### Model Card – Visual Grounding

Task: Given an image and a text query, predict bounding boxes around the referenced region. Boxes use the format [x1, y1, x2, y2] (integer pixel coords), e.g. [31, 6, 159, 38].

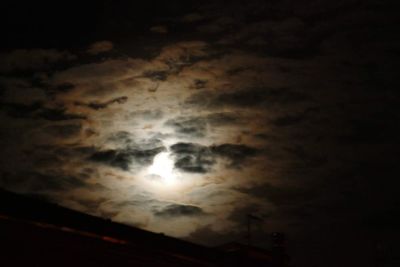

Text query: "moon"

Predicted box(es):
[147, 151, 176, 185]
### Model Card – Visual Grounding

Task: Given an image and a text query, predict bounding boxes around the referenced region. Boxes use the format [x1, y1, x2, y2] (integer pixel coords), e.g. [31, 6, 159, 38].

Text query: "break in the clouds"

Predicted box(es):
[0, 1, 398, 266]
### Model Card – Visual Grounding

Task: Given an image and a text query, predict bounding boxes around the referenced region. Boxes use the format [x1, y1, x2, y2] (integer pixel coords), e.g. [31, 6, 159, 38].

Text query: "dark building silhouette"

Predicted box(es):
[0, 189, 289, 266]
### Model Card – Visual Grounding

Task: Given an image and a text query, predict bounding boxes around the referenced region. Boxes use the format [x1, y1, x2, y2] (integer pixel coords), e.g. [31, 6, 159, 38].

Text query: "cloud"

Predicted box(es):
[273, 114, 305, 127]
[159, 113, 239, 139]
[165, 116, 207, 138]
[38, 107, 87, 121]
[0, 102, 85, 122]
[237, 183, 315, 207]
[86, 40, 114, 55]
[105, 131, 164, 151]
[211, 14, 316, 58]
[74, 96, 128, 110]
[142, 70, 169, 81]
[0, 77, 46, 105]
[154, 203, 205, 217]
[43, 123, 82, 138]
[169, 142, 215, 173]
[211, 144, 258, 167]
[1, 102, 42, 118]
[51, 58, 149, 85]
[169, 142, 259, 172]
[89, 146, 165, 171]
[186, 87, 310, 110]
[205, 112, 238, 126]
[95, 196, 155, 227]
[126, 109, 164, 121]
[271, 107, 318, 127]
[0, 49, 76, 73]
[0, 171, 86, 194]
[156, 41, 209, 68]
[106, 131, 135, 148]
[0, 2, 397, 266]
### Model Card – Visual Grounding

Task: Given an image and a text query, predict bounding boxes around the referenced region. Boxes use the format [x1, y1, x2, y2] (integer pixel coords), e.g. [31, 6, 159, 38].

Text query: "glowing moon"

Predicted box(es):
[148, 152, 176, 184]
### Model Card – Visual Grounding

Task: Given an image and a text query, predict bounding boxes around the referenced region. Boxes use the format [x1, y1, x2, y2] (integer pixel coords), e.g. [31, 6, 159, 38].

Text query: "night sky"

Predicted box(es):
[1, 1, 399, 266]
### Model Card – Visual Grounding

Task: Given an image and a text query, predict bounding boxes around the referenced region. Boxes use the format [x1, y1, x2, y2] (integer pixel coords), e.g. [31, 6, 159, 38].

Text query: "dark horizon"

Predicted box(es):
[1, 187, 290, 266]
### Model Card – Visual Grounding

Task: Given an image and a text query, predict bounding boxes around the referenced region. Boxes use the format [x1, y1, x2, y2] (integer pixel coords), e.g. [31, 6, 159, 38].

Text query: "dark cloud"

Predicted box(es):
[44, 123, 82, 138]
[102, 200, 143, 211]
[157, 41, 210, 72]
[283, 146, 327, 169]
[272, 107, 319, 127]
[186, 87, 309, 109]
[38, 108, 87, 121]
[0, 49, 76, 73]
[170, 143, 214, 173]
[238, 183, 316, 207]
[89, 146, 165, 170]
[142, 70, 169, 81]
[51, 82, 76, 93]
[192, 79, 208, 89]
[1, 102, 42, 118]
[106, 132, 164, 152]
[1, 102, 86, 121]
[74, 96, 128, 110]
[165, 113, 238, 137]
[0, 171, 86, 193]
[154, 203, 205, 217]
[205, 112, 238, 126]
[89, 149, 130, 170]
[55, 145, 97, 158]
[165, 116, 207, 138]
[169, 142, 259, 172]
[272, 114, 306, 127]
[106, 131, 135, 147]
[211, 144, 258, 167]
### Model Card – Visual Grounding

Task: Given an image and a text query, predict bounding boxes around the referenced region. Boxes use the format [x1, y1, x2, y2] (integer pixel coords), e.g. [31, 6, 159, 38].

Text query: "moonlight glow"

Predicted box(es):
[148, 152, 176, 185]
